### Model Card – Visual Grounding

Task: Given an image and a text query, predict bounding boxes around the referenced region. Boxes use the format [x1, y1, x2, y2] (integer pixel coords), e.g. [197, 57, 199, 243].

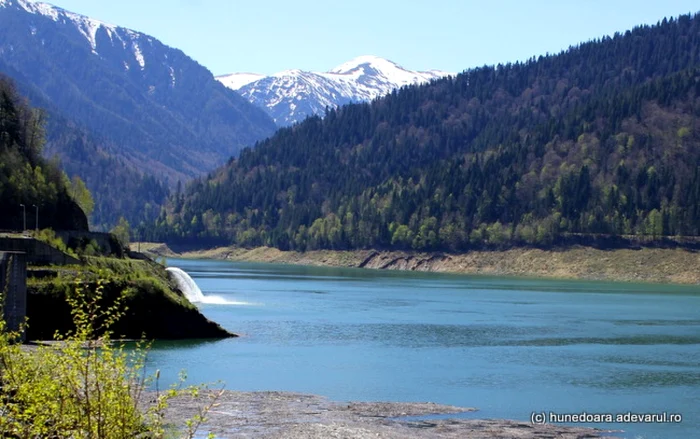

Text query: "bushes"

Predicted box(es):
[33, 228, 78, 258]
[0, 278, 221, 438]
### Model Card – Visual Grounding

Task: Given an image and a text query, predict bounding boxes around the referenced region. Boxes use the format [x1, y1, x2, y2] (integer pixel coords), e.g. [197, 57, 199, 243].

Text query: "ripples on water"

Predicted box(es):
[152, 260, 700, 439]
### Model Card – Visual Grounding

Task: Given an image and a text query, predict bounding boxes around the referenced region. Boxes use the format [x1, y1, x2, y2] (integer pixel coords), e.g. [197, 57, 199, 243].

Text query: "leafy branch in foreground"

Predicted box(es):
[0, 275, 221, 438]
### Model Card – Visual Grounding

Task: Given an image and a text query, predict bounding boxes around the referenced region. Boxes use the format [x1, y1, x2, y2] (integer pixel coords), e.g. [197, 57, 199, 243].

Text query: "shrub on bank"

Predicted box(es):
[0, 277, 220, 438]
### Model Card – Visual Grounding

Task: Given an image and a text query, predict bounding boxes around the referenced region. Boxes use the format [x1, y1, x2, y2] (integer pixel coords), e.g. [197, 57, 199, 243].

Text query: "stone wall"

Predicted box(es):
[1, 252, 26, 340]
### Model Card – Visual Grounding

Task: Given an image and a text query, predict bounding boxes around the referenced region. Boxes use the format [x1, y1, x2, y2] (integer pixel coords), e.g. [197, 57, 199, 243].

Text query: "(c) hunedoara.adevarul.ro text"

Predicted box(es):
[530, 411, 682, 425]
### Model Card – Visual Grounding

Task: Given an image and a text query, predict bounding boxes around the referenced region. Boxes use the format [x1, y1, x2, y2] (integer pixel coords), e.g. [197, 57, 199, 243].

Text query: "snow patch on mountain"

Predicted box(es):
[68, 12, 102, 51]
[7, 0, 114, 49]
[132, 41, 145, 68]
[2, 0, 145, 56]
[216, 55, 453, 126]
[0, 0, 277, 183]
[217, 72, 266, 90]
[329, 55, 435, 88]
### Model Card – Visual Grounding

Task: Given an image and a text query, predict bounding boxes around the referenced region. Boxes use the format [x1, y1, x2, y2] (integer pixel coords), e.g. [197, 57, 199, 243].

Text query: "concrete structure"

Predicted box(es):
[1, 252, 26, 340]
[0, 237, 81, 265]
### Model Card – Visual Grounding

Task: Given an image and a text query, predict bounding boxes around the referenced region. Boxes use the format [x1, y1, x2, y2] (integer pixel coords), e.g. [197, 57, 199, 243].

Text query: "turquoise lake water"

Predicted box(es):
[152, 258, 700, 438]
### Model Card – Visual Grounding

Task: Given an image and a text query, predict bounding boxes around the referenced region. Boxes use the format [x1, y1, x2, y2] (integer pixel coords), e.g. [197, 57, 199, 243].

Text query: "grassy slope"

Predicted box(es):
[26, 256, 234, 340]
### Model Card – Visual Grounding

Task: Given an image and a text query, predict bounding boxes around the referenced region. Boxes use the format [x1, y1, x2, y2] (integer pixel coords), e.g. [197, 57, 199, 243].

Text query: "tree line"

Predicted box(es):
[0, 75, 88, 231]
[141, 13, 700, 251]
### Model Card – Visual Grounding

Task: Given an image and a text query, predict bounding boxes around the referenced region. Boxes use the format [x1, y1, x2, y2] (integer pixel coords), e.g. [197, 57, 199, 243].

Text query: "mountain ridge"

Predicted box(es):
[216, 55, 453, 126]
[0, 0, 277, 227]
[147, 13, 700, 251]
[0, 0, 276, 181]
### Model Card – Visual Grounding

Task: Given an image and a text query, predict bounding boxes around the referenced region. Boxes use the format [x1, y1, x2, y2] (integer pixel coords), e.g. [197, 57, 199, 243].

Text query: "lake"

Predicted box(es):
[151, 258, 700, 439]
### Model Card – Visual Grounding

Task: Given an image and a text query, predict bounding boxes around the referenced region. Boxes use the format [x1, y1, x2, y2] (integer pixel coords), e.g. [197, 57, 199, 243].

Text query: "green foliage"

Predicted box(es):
[24, 256, 215, 341]
[33, 228, 78, 258]
[0, 276, 221, 438]
[43, 113, 170, 231]
[67, 174, 95, 217]
[27, 256, 185, 307]
[111, 217, 131, 248]
[1, 8, 277, 229]
[143, 13, 700, 251]
[79, 239, 102, 257]
[0, 75, 88, 231]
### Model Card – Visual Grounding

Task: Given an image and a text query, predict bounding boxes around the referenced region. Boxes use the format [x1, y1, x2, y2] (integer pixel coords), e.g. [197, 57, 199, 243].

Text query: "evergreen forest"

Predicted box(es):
[143, 14, 700, 251]
[0, 75, 88, 231]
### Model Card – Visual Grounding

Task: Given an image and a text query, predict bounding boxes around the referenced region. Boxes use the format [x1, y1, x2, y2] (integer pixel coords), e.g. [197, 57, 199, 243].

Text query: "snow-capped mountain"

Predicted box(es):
[216, 56, 453, 126]
[217, 72, 265, 90]
[0, 0, 275, 181]
[2, 0, 144, 62]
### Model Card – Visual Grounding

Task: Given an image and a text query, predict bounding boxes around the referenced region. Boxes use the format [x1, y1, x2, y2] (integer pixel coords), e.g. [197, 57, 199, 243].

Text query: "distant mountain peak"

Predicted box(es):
[216, 72, 265, 90]
[216, 55, 453, 126]
[329, 55, 402, 75]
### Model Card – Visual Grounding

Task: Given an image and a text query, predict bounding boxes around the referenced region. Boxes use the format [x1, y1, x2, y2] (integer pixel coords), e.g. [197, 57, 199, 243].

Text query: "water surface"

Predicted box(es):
[150, 259, 700, 439]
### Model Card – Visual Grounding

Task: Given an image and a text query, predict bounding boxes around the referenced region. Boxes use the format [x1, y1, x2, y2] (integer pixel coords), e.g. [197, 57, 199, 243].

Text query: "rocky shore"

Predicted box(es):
[139, 243, 700, 285]
[162, 390, 617, 439]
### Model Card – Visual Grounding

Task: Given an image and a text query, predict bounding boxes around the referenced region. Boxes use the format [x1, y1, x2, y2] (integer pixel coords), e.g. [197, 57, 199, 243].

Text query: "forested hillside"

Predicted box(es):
[42, 113, 169, 231]
[0, 58, 169, 229]
[145, 14, 700, 251]
[0, 75, 87, 231]
[0, 1, 276, 182]
[0, 0, 276, 228]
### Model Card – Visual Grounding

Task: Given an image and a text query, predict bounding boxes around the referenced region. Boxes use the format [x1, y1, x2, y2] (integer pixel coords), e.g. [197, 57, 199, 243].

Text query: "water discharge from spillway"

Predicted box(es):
[165, 267, 253, 305]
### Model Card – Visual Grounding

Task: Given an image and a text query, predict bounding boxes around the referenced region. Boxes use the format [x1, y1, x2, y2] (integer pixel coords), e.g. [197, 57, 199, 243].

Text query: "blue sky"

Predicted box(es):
[46, 0, 700, 76]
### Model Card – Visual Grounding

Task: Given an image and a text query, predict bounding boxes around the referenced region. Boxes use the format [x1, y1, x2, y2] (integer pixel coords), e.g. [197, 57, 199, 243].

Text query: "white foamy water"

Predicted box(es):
[200, 296, 255, 306]
[166, 267, 252, 305]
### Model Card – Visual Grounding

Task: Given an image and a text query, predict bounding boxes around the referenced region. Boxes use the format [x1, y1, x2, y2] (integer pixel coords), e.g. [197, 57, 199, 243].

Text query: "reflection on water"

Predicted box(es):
[148, 258, 700, 439]
[151, 338, 225, 352]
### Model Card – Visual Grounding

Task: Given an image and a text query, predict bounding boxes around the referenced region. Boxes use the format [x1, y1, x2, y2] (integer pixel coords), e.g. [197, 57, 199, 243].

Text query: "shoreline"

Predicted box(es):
[162, 390, 618, 438]
[137, 243, 700, 285]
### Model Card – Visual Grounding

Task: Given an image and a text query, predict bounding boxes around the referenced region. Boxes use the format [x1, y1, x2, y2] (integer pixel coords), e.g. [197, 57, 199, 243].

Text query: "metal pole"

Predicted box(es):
[19, 204, 25, 231]
[32, 205, 38, 231]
